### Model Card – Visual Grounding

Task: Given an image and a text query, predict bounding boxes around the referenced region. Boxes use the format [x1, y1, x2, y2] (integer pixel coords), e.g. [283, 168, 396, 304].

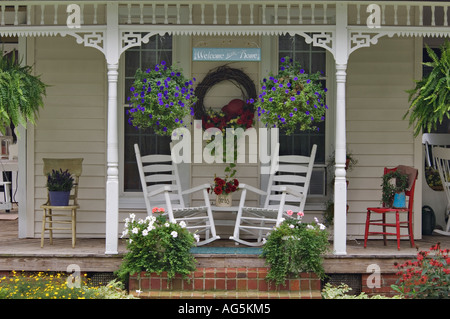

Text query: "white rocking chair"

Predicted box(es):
[432, 147, 450, 236]
[230, 143, 317, 246]
[134, 144, 220, 246]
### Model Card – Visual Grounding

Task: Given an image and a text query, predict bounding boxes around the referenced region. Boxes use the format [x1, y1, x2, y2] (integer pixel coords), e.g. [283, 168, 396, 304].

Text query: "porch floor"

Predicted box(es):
[1, 213, 449, 274]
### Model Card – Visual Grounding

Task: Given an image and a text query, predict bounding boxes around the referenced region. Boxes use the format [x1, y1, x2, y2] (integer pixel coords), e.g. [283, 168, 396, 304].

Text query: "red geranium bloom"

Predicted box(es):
[214, 186, 222, 195]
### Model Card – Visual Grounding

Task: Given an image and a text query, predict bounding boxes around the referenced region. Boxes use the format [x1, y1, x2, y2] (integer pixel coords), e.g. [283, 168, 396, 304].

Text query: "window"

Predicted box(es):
[278, 34, 328, 196]
[123, 34, 173, 192]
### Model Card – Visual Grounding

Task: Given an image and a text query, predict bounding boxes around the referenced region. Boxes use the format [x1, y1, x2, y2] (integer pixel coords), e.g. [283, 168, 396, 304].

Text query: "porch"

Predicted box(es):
[1, 215, 448, 274]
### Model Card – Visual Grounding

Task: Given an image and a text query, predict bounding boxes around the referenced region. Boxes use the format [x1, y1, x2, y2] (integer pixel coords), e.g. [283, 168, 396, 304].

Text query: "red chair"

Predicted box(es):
[364, 165, 418, 250]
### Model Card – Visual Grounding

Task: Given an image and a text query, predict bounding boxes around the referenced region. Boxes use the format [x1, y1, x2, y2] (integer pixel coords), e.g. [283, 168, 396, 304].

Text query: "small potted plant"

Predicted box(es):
[381, 170, 409, 208]
[46, 169, 74, 206]
[210, 164, 239, 207]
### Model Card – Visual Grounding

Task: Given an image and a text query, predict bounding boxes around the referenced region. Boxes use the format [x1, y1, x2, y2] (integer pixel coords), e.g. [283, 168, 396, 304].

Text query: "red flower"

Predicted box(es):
[215, 177, 226, 186]
[233, 179, 239, 187]
[214, 186, 222, 195]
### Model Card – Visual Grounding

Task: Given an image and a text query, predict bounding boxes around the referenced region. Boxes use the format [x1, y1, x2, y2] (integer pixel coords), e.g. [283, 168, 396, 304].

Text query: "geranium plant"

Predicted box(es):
[391, 243, 450, 299]
[254, 56, 328, 135]
[262, 211, 330, 286]
[126, 61, 197, 136]
[116, 208, 198, 283]
[210, 164, 239, 196]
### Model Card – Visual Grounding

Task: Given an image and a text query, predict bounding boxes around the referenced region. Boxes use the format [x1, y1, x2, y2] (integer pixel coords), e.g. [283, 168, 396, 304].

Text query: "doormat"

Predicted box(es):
[0, 213, 18, 220]
[190, 246, 262, 255]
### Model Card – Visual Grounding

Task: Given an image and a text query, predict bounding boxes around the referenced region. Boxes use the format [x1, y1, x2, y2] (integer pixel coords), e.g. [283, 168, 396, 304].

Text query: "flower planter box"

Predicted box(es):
[129, 267, 321, 299]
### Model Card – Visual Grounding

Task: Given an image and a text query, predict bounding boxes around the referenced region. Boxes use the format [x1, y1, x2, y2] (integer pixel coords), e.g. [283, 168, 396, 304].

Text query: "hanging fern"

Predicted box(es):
[404, 41, 450, 137]
[0, 51, 47, 135]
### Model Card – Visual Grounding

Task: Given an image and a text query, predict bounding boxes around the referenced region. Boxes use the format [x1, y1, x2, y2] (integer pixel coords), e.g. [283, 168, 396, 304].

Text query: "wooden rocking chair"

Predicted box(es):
[134, 144, 220, 246]
[230, 143, 317, 246]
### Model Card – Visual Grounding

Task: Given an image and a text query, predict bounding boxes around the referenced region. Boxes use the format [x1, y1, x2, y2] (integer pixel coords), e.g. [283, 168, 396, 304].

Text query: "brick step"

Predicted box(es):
[131, 289, 322, 299]
[128, 267, 321, 299]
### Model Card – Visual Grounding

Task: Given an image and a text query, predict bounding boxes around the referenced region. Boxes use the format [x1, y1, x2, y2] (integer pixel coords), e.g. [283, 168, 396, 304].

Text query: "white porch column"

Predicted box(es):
[333, 63, 348, 255]
[105, 63, 119, 254]
[105, 3, 120, 254]
[333, 3, 349, 255]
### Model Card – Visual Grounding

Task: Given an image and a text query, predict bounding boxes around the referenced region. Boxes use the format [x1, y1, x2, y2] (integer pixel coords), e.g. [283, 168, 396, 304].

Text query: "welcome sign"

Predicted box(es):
[193, 48, 261, 61]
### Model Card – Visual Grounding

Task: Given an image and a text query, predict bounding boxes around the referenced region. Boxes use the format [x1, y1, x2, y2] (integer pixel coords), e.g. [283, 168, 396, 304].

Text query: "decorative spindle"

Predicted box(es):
[299, 4, 303, 24]
[40, 5, 45, 25]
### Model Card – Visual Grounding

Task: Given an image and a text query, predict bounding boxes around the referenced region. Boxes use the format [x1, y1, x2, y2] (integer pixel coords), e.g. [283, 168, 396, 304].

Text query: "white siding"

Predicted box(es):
[32, 36, 106, 238]
[346, 36, 418, 238]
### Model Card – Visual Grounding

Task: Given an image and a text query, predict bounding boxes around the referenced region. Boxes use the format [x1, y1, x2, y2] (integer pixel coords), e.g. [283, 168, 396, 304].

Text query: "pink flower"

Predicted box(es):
[152, 207, 165, 213]
[286, 210, 293, 216]
[297, 211, 304, 217]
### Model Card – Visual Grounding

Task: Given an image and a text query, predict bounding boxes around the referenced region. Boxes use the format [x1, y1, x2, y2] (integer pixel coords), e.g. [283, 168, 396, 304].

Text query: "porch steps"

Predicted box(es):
[129, 267, 322, 299]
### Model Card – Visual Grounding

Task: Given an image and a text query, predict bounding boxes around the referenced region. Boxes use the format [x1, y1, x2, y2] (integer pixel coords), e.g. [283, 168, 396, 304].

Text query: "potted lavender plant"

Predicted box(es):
[46, 169, 74, 206]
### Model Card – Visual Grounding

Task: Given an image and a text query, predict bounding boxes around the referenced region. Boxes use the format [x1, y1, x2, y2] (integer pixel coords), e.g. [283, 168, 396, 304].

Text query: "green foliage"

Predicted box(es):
[261, 213, 330, 286]
[126, 61, 197, 136]
[254, 56, 327, 135]
[321, 283, 401, 299]
[381, 170, 409, 207]
[0, 271, 136, 299]
[391, 243, 450, 299]
[404, 41, 450, 137]
[0, 52, 47, 135]
[46, 169, 74, 192]
[116, 210, 197, 283]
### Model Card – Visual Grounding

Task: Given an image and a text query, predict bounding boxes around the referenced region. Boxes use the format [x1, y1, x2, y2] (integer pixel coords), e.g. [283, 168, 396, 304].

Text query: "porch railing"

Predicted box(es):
[0, 1, 448, 28]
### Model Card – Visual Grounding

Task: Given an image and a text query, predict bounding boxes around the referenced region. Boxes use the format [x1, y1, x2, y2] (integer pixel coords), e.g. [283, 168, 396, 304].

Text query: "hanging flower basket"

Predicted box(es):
[126, 61, 197, 136]
[254, 56, 328, 135]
